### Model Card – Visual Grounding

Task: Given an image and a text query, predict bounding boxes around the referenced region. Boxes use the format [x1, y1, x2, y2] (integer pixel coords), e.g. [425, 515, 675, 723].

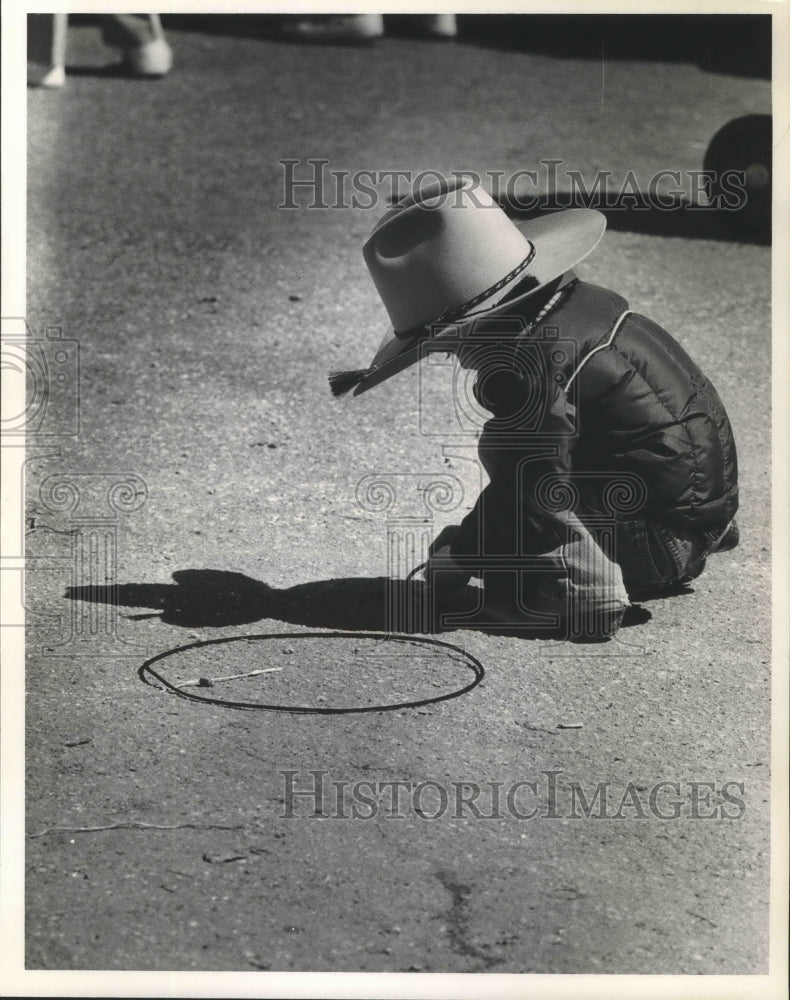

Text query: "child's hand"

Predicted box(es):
[425, 525, 470, 593]
[428, 524, 461, 556]
[425, 543, 471, 593]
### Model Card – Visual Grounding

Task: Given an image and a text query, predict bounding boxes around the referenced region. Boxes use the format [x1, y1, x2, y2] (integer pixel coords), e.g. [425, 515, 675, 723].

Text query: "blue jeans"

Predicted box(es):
[608, 517, 735, 598]
[435, 515, 734, 608]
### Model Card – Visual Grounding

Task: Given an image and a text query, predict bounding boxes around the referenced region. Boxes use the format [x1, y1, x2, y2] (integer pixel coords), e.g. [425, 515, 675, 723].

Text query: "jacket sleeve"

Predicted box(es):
[451, 373, 579, 558]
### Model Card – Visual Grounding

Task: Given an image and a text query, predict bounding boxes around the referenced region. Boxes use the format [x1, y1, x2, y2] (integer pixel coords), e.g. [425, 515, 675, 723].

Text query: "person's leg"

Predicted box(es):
[485, 513, 628, 640]
[276, 14, 384, 43]
[417, 14, 457, 38]
[430, 504, 628, 640]
[100, 14, 172, 76]
[612, 517, 729, 599]
[28, 12, 68, 88]
[390, 14, 458, 38]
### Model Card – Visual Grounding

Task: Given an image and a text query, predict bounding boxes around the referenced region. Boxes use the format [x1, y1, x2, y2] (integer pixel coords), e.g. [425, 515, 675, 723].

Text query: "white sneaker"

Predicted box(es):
[280, 14, 384, 43]
[124, 38, 173, 77]
[414, 14, 457, 38]
[39, 65, 66, 88]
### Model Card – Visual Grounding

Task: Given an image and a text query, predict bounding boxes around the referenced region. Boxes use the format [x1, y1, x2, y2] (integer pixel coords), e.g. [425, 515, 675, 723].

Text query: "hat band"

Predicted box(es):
[394, 244, 537, 340]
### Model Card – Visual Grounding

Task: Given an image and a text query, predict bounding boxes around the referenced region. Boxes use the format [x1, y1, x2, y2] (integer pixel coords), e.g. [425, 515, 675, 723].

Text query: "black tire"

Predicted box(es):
[703, 114, 772, 242]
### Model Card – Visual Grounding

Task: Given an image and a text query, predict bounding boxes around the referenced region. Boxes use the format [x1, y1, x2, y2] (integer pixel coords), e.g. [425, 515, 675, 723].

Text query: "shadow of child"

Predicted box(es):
[65, 567, 651, 637]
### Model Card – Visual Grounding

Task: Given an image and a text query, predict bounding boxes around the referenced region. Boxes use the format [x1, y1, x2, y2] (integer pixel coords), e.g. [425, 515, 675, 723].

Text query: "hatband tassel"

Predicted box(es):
[328, 368, 371, 397]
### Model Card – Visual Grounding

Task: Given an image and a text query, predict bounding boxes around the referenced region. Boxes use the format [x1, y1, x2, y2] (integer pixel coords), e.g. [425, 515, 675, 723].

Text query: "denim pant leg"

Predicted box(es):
[101, 14, 165, 47]
[613, 519, 710, 598]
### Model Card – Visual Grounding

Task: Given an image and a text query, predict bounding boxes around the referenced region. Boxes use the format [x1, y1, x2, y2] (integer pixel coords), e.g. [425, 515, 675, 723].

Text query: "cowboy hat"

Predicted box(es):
[329, 175, 606, 397]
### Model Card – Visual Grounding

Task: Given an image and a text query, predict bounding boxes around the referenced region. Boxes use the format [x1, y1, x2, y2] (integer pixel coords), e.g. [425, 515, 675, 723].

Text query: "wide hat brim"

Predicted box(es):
[353, 208, 606, 396]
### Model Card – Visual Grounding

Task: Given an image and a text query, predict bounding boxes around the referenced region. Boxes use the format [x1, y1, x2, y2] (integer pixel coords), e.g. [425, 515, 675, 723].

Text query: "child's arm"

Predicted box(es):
[424, 525, 472, 593]
[452, 375, 579, 558]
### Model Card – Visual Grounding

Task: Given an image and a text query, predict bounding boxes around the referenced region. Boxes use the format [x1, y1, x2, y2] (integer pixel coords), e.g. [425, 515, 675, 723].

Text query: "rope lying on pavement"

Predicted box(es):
[28, 821, 256, 838]
[139, 631, 485, 715]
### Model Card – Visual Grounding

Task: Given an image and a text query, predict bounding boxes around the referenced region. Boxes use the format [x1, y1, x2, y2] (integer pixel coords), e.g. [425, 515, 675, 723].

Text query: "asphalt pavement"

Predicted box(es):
[23, 19, 772, 980]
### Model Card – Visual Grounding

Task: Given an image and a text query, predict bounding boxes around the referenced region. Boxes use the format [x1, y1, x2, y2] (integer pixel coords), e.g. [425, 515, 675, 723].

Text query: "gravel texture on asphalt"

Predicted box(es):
[24, 20, 771, 975]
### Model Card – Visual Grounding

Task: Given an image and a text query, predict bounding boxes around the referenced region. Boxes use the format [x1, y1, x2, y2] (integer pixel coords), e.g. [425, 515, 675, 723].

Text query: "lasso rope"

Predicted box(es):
[138, 631, 484, 715]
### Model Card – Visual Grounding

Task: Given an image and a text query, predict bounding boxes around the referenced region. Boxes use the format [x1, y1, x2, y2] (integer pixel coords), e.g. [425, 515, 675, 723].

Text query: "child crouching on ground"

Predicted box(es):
[330, 176, 739, 640]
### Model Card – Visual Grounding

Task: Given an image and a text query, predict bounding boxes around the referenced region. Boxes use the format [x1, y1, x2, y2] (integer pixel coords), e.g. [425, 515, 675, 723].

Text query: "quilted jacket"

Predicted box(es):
[453, 273, 739, 557]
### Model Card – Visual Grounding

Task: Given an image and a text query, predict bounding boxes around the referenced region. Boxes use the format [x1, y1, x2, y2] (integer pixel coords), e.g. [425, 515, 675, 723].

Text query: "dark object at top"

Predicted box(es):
[455, 14, 771, 78]
[704, 115, 772, 244]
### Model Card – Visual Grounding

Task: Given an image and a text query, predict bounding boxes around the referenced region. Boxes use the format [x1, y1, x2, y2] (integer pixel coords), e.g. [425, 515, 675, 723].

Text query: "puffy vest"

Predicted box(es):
[473, 278, 739, 533]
